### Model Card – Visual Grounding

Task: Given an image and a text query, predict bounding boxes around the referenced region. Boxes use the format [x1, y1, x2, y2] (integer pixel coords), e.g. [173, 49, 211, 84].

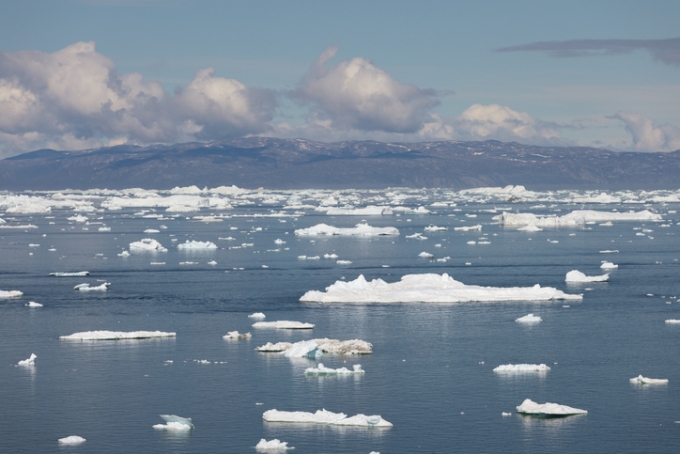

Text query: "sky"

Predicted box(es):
[0, 0, 679, 158]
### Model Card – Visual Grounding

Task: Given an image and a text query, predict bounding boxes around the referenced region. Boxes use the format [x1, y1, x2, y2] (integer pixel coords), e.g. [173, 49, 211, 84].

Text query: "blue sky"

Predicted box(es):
[0, 0, 678, 157]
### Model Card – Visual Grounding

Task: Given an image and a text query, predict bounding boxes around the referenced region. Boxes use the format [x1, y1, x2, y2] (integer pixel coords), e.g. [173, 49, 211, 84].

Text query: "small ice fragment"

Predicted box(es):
[256, 438, 294, 451]
[18, 353, 36, 366]
[305, 363, 365, 375]
[58, 436, 86, 445]
[418, 252, 435, 259]
[252, 321, 314, 329]
[118, 250, 130, 257]
[493, 364, 550, 373]
[600, 261, 618, 269]
[207, 260, 218, 265]
[49, 271, 89, 277]
[262, 409, 392, 427]
[337, 260, 353, 265]
[26, 301, 43, 307]
[565, 270, 609, 283]
[74, 282, 110, 291]
[223, 331, 252, 340]
[144, 229, 160, 233]
[153, 414, 194, 431]
[177, 240, 217, 250]
[665, 319, 680, 324]
[516, 314, 542, 323]
[516, 399, 587, 416]
[502, 412, 512, 416]
[630, 375, 668, 385]
[248, 312, 266, 319]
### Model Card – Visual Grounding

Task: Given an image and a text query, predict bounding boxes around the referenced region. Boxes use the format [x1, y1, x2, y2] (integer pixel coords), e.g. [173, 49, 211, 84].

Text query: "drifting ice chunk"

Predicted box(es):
[144, 229, 160, 233]
[325, 206, 392, 216]
[256, 438, 294, 452]
[305, 363, 365, 375]
[262, 409, 392, 427]
[256, 342, 293, 352]
[118, 250, 130, 257]
[565, 270, 609, 283]
[600, 261, 618, 270]
[58, 436, 86, 445]
[630, 375, 668, 385]
[253, 320, 314, 329]
[337, 260, 353, 265]
[294, 223, 399, 236]
[223, 331, 252, 340]
[129, 238, 168, 252]
[516, 314, 542, 323]
[516, 399, 587, 416]
[18, 353, 36, 366]
[248, 312, 266, 319]
[74, 282, 110, 291]
[665, 319, 680, 324]
[454, 224, 482, 231]
[177, 240, 217, 250]
[257, 339, 373, 355]
[424, 225, 448, 232]
[493, 364, 550, 373]
[405, 233, 428, 240]
[284, 340, 321, 358]
[26, 301, 43, 307]
[496, 210, 661, 228]
[50, 271, 89, 277]
[60, 330, 176, 340]
[0, 290, 23, 298]
[418, 252, 435, 259]
[153, 414, 194, 431]
[300, 274, 582, 304]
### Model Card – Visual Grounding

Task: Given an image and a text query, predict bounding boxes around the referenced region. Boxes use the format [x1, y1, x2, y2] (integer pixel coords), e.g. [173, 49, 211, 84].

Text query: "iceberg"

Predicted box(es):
[256, 439, 294, 452]
[418, 252, 435, 259]
[252, 321, 315, 329]
[493, 364, 550, 373]
[118, 250, 130, 257]
[0, 290, 23, 298]
[49, 271, 89, 277]
[257, 339, 373, 355]
[223, 331, 252, 340]
[295, 223, 399, 236]
[516, 314, 542, 323]
[517, 223, 542, 232]
[58, 436, 86, 445]
[454, 224, 482, 231]
[74, 282, 111, 291]
[18, 353, 36, 366]
[256, 342, 293, 353]
[283, 340, 322, 358]
[516, 399, 587, 416]
[262, 409, 392, 427]
[300, 274, 582, 304]
[248, 312, 266, 318]
[26, 301, 43, 307]
[629, 375, 668, 385]
[305, 363, 365, 375]
[600, 261, 618, 270]
[129, 238, 168, 252]
[177, 240, 218, 250]
[565, 270, 609, 283]
[153, 414, 194, 431]
[60, 330, 176, 341]
[496, 209, 661, 228]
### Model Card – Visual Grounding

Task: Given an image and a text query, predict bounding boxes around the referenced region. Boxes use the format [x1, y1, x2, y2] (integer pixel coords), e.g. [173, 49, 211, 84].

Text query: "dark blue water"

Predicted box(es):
[1, 201, 679, 453]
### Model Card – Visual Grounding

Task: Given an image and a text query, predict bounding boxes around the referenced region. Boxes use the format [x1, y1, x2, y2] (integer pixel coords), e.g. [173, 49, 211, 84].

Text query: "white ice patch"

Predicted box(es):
[325, 206, 392, 216]
[58, 436, 86, 445]
[256, 438, 294, 452]
[493, 364, 550, 373]
[262, 409, 392, 427]
[17, 353, 36, 366]
[300, 274, 582, 304]
[60, 330, 176, 341]
[565, 270, 609, 283]
[600, 261, 618, 270]
[153, 414, 194, 431]
[74, 282, 110, 291]
[26, 301, 43, 307]
[418, 252, 435, 259]
[516, 399, 587, 416]
[665, 319, 680, 324]
[248, 312, 266, 319]
[454, 224, 482, 231]
[295, 223, 399, 236]
[515, 314, 542, 323]
[630, 375, 668, 385]
[129, 238, 168, 252]
[424, 225, 447, 232]
[223, 331, 252, 340]
[0, 290, 23, 298]
[252, 320, 315, 329]
[496, 209, 661, 228]
[256, 338, 373, 355]
[305, 363, 365, 375]
[177, 240, 217, 250]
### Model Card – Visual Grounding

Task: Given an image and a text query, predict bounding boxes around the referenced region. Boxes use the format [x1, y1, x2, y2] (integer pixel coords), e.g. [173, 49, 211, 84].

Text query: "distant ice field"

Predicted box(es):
[1, 186, 679, 453]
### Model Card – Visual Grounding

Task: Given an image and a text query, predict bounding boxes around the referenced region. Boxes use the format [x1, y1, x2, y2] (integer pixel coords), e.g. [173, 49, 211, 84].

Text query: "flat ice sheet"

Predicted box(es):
[0, 290, 23, 298]
[252, 321, 315, 329]
[493, 364, 550, 373]
[516, 399, 587, 416]
[630, 375, 668, 385]
[262, 409, 392, 427]
[177, 240, 217, 250]
[496, 209, 661, 228]
[300, 273, 582, 304]
[60, 330, 176, 341]
[256, 438, 294, 451]
[58, 436, 86, 445]
[305, 363, 365, 375]
[565, 270, 609, 282]
[295, 223, 399, 236]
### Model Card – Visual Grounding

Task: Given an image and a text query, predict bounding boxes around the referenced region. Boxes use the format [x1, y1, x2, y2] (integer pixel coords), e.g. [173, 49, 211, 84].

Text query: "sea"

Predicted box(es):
[1, 187, 679, 453]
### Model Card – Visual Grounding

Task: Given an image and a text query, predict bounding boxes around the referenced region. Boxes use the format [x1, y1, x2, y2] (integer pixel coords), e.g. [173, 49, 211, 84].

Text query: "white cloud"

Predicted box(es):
[613, 112, 680, 152]
[292, 46, 439, 133]
[0, 42, 276, 157]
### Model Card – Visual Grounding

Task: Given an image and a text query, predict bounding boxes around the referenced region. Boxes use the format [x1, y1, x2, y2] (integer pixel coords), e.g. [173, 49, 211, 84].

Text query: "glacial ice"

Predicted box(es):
[493, 364, 550, 373]
[295, 223, 399, 236]
[305, 363, 365, 375]
[515, 314, 542, 323]
[565, 270, 609, 283]
[262, 409, 392, 427]
[223, 331, 252, 340]
[496, 209, 661, 228]
[665, 319, 680, 324]
[153, 414, 194, 431]
[118, 250, 130, 257]
[252, 320, 315, 329]
[26, 301, 43, 307]
[629, 375, 668, 385]
[256, 339, 373, 355]
[256, 438, 294, 451]
[129, 238, 168, 252]
[49, 271, 89, 277]
[325, 206, 393, 215]
[0, 290, 24, 298]
[74, 282, 110, 291]
[600, 261, 618, 270]
[60, 330, 176, 340]
[248, 312, 266, 318]
[58, 436, 86, 445]
[18, 353, 36, 366]
[418, 252, 435, 259]
[177, 240, 218, 250]
[454, 224, 482, 231]
[300, 274, 582, 304]
[424, 225, 447, 232]
[516, 399, 587, 416]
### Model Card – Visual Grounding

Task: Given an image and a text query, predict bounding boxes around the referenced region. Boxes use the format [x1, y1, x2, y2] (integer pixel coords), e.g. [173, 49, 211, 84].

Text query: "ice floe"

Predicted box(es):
[418, 252, 435, 259]
[496, 209, 661, 228]
[262, 409, 392, 427]
[58, 436, 86, 445]
[0, 290, 23, 298]
[177, 240, 217, 250]
[252, 321, 315, 329]
[223, 331, 252, 340]
[565, 270, 609, 283]
[17, 353, 36, 366]
[493, 364, 550, 373]
[600, 261, 618, 270]
[665, 319, 680, 324]
[424, 225, 447, 232]
[305, 363, 365, 375]
[49, 271, 89, 277]
[454, 224, 482, 231]
[295, 223, 399, 236]
[74, 282, 110, 291]
[300, 274, 582, 304]
[515, 314, 542, 323]
[629, 375, 668, 385]
[256, 339, 373, 356]
[516, 399, 587, 416]
[60, 330, 176, 341]
[26, 301, 43, 307]
[248, 312, 266, 319]
[325, 206, 392, 215]
[256, 439, 294, 452]
[153, 414, 194, 431]
[129, 238, 168, 252]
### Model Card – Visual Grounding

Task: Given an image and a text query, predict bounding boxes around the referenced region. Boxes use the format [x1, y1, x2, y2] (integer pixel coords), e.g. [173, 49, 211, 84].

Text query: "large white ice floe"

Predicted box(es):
[0, 290, 23, 298]
[49, 271, 89, 277]
[565, 270, 609, 283]
[17, 353, 37, 366]
[493, 364, 550, 373]
[256, 339, 373, 356]
[153, 414, 194, 431]
[515, 314, 542, 323]
[256, 438, 294, 452]
[629, 375, 668, 385]
[129, 238, 168, 252]
[58, 436, 86, 445]
[300, 274, 582, 304]
[600, 261, 618, 270]
[305, 363, 365, 375]
[262, 409, 392, 427]
[516, 399, 587, 416]
[252, 320, 315, 329]
[294, 223, 399, 236]
[60, 330, 176, 341]
[74, 282, 110, 291]
[325, 206, 392, 215]
[177, 240, 217, 250]
[496, 209, 661, 228]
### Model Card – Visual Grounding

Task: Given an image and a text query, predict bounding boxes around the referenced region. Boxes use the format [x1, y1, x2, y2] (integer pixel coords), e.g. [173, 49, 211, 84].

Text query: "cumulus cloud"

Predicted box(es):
[613, 112, 680, 152]
[0, 42, 276, 157]
[291, 46, 439, 133]
[495, 37, 680, 66]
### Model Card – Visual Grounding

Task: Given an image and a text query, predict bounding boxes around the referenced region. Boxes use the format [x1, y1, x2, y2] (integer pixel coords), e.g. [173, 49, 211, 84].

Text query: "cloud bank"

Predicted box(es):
[495, 37, 680, 66]
[613, 112, 680, 152]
